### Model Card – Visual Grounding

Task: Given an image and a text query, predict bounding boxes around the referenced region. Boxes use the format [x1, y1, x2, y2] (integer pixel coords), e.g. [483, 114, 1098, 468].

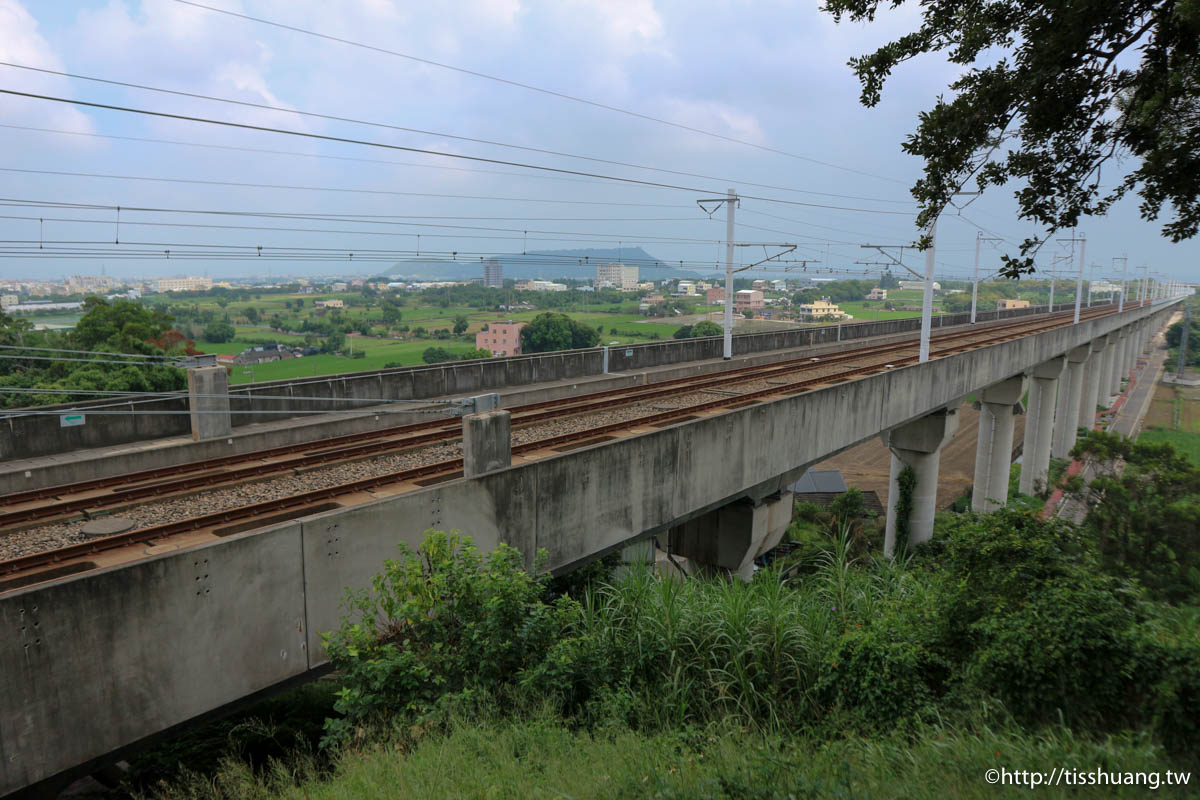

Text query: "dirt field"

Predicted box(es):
[815, 402, 1028, 510]
[1143, 382, 1200, 434]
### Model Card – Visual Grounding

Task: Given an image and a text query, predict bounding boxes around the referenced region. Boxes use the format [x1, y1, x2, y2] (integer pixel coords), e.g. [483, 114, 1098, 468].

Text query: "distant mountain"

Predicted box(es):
[386, 247, 708, 282]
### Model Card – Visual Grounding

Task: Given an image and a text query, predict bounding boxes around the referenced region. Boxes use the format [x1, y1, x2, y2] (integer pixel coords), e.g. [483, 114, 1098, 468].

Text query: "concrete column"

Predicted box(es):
[188, 366, 232, 441]
[1108, 330, 1127, 397]
[1020, 356, 1065, 496]
[1097, 335, 1117, 407]
[669, 491, 792, 581]
[972, 375, 1026, 511]
[1051, 346, 1086, 459]
[462, 409, 511, 477]
[883, 406, 960, 556]
[1125, 325, 1141, 375]
[1078, 336, 1106, 430]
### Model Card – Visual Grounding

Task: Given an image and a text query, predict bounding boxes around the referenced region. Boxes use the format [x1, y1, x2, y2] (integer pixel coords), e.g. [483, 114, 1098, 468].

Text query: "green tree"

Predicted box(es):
[201, 319, 236, 344]
[459, 348, 492, 361]
[690, 320, 723, 337]
[422, 346, 454, 364]
[823, 0, 1200, 275]
[243, 306, 259, 325]
[519, 312, 600, 353]
[1165, 311, 1200, 367]
[322, 330, 346, 354]
[1070, 430, 1200, 602]
[453, 315, 470, 336]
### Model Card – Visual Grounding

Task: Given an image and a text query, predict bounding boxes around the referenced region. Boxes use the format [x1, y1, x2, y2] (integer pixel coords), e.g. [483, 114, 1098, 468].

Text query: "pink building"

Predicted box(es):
[706, 287, 724, 304]
[476, 321, 525, 357]
[734, 289, 764, 312]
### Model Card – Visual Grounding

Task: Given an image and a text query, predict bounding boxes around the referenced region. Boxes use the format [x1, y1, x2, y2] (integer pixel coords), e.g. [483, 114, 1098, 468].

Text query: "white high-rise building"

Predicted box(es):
[596, 263, 639, 290]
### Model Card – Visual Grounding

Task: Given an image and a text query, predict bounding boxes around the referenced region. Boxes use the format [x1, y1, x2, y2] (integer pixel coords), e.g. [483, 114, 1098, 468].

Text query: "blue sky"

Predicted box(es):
[0, 0, 1194, 287]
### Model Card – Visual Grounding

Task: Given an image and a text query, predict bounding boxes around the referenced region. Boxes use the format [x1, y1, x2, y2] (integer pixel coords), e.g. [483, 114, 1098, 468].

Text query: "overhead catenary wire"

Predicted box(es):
[0, 89, 918, 215]
[0, 62, 914, 205]
[168, 0, 909, 185]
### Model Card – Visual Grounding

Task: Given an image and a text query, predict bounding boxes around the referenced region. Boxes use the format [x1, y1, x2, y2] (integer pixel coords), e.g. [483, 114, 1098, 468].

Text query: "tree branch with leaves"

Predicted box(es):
[822, 0, 1200, 277]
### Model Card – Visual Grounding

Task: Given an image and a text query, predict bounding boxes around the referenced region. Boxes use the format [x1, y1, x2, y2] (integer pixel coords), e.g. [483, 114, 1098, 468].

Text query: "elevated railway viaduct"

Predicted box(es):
[0, 297, 1183, 797]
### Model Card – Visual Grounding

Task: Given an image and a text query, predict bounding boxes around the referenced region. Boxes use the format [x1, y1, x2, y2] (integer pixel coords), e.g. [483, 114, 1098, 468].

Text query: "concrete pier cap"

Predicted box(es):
[883, 403, 962, 557]
[668, 490, 794, 581]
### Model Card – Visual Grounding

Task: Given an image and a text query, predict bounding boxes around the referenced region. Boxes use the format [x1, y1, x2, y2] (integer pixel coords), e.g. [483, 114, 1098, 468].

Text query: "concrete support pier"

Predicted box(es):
[1052, 345, 1087, 459]
[188, 366, 232, 441]
[883, 406, 960, 557]
[971, 375, 1026, 511]
[462, 410, 512, 477]
[1098, 334, 1118, 408]
[1110, 328, 1129, 396]
[669, 491, 793, 580]
[1078, 336, 1106, 430]
[1020, 356, 1065, 496]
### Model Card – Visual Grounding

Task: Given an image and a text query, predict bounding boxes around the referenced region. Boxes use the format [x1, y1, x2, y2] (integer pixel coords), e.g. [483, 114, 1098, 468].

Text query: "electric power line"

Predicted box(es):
[0, 62, 914, 205]
[169, 0, 910, 185]
[0, 89, 917, 215]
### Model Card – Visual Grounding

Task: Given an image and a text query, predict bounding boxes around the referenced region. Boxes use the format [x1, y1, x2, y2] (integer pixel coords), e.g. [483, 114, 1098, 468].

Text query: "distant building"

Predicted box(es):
[596, 263, 639, 290]
[157, 276, 213, 292]
[476, 321, 524, 357]
[866, 288, 888, 300]
[898, 280, 941, 291]
[676, 281, 697, 296]
[996, 299, 1030, 310]
[483, 259, 503, 288]
[751, 279, 769, 290]
[515, 279, 567, 292]
[706, 287, 724, 304]
[315, 299, 345, 309]
[787, 468, 885, 515]
[796, 298, 846, 320]
[735, 289, 764, 312]
[0, 294, 17, 308]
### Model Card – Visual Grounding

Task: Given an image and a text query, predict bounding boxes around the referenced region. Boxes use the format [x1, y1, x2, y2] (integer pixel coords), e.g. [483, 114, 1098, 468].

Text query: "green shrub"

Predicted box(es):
[320, 532, 573, 745]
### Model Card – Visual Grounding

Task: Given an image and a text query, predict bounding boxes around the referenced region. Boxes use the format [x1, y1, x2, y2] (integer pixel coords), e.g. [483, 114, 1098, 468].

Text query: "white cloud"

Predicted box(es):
[661, 97, 766, 148]
[0, 0, 95, 135]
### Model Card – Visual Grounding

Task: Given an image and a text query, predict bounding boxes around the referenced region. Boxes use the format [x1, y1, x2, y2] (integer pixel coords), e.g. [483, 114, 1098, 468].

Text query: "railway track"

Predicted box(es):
[0, 305, 1127, 588]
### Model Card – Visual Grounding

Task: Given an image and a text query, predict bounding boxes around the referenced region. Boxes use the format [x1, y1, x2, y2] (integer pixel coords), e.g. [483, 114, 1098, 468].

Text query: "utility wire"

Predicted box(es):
[0, 121, 626, 189]
[0, 62, 913, 205]
[170, 0, 909, 185]
[0, 211, 840, 249]
[0, 89, 917, 215]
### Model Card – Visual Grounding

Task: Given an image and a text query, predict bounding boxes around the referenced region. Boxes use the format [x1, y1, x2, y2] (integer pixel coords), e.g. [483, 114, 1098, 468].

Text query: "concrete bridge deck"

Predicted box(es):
[0, 298, 1182, 798]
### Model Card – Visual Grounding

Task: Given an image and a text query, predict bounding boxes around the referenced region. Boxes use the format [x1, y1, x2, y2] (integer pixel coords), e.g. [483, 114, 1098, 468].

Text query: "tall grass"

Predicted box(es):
[144, 715, 1196, 800]
[555, 526, 917, 731]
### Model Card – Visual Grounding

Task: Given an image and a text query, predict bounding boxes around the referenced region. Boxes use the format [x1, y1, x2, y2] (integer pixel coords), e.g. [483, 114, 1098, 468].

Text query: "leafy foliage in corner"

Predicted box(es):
[1069, 429, 1200, 602]
[822, 0, 1200, 275]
